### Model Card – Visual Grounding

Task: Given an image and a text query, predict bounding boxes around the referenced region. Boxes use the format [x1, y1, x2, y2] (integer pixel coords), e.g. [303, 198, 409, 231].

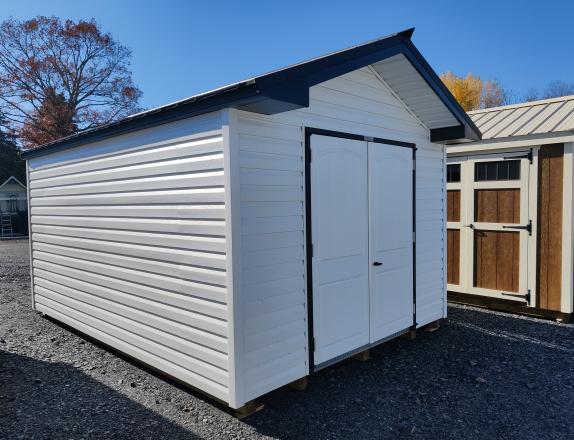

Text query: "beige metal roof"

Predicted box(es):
[468, 95, 574, 139]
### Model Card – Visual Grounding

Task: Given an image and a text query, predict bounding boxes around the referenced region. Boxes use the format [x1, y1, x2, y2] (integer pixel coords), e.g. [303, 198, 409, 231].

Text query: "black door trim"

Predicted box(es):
[304, 127, 417, 373]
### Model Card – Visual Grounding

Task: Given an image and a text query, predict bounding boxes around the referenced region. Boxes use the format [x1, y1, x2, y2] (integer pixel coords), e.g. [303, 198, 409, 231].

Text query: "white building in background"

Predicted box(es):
[0, 176, 27, 213]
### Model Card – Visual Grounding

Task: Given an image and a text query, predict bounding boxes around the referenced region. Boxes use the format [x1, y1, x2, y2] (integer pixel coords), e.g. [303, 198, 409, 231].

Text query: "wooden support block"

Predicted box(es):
[288, 376, 308, 391]
[352, 349, 371, 362]
[423, 320, 441, 332]
[403, 328, 417, 340]
[233, 400, 264, 419]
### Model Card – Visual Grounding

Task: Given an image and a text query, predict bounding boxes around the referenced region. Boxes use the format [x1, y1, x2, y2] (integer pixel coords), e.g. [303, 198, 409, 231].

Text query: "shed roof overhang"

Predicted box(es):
[21, 28, 480, 160]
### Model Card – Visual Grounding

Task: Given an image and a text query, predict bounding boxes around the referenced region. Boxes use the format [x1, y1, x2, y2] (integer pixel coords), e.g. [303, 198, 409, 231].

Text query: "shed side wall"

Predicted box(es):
[27, 113, 232, 402]
[235, 67, 446, 403]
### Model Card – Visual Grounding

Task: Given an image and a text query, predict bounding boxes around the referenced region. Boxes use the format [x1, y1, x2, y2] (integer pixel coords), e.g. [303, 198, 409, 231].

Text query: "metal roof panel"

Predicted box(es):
[467, 95, 574, 139]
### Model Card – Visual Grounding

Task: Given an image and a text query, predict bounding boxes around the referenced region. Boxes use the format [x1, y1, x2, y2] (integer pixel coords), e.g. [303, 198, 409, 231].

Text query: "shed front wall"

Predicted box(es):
[232, 66, 446, 405]
[446, 140, 574, 316]
[27, 112, 233, 403]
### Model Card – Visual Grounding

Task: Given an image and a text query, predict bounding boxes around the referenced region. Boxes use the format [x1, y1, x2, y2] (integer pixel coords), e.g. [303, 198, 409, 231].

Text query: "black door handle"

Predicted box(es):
[373, 262, 382, 266]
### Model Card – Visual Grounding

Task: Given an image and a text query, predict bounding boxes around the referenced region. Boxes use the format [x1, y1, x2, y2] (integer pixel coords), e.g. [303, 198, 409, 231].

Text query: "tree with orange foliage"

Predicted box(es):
[0, 16, 142, 149]
[440, 72, 508, 111]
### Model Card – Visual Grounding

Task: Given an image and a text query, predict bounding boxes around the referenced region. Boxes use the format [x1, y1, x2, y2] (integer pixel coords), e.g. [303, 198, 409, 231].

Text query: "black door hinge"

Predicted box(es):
[504, 148, 533, 164]
[502, 219, 532, 236]
[501, 289, 531, 303]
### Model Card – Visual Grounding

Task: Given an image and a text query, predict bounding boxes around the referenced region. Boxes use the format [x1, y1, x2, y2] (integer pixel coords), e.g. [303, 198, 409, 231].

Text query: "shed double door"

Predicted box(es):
[310, 134, 414, 367]
[447, 153, 532, 302]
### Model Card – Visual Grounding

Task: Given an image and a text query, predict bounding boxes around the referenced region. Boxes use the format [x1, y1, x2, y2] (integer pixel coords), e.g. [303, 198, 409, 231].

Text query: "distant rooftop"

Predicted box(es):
[468, 95, 574, 140]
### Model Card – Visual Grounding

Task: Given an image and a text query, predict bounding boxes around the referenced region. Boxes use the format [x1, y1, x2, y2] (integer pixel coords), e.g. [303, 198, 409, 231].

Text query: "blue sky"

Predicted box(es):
[3, 1, 573, 110]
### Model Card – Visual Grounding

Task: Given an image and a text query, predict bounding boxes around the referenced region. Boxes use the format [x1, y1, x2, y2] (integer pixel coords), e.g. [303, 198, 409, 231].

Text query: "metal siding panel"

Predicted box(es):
[28, 120, 231, 403]
[31, 136, 222, 184]
[33, 279, 228, 368]
[33, 255, 227, 304]
[33, 266, 227, 320]
[35, 301, 229, 400]
[30, 204, 226, 219]
[32, 154, 223, 192]
[31, 224, 226, 253]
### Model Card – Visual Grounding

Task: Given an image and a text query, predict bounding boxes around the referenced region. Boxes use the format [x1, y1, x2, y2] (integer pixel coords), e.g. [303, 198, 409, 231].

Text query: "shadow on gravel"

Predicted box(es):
[243, 306, 574, 440]
[0, 351, 198, 440]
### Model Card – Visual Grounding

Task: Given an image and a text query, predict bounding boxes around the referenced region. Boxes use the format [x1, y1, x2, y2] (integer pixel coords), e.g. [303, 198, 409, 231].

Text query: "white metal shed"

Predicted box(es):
[21, 29, 480, 410]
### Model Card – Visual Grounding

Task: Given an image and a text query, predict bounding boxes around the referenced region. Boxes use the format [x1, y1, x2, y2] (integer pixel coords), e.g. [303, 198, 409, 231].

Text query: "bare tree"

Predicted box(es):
[482, 79, 507, 109]
[543, 80, 574, 99]
[522, 88, 540, 102]
[0, 16, 142, 148]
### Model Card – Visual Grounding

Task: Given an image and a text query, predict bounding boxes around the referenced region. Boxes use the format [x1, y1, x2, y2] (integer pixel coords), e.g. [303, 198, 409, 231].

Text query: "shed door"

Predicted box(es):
[310, 135, 370, 366]
[310, 134, 414, 367]
[369, 144, 413, 342]
[447, 153, 532, 302]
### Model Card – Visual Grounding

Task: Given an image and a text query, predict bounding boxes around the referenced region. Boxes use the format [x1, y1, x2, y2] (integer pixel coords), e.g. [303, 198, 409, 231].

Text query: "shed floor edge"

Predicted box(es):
[447, 291, 572, 322]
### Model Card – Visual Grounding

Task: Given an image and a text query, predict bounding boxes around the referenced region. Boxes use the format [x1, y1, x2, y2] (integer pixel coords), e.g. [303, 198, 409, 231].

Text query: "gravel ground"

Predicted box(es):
[1, 240, 573, 440]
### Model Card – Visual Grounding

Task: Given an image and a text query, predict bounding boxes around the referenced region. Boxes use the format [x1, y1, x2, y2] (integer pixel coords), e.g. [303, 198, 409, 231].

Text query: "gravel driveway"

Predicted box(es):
[1, 240, 573, 439]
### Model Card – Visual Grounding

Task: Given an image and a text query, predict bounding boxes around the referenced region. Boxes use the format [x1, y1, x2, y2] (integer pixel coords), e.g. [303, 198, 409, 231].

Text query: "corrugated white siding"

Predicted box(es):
[28, 113, 232, 402]
[235, 67, 446, 403]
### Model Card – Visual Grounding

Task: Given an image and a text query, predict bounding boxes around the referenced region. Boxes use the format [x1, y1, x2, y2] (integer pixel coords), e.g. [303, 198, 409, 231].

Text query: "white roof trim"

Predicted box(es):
[447, 131, 574, 155]
[0, 176, 27, 190]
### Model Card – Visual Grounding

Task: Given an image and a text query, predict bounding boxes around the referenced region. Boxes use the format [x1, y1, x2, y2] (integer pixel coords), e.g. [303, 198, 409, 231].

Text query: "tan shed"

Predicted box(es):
[447, 95, 574, 321]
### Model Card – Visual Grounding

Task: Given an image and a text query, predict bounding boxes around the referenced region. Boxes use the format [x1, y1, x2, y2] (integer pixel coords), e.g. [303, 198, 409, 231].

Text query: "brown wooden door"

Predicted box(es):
[449, 153, 532, 302]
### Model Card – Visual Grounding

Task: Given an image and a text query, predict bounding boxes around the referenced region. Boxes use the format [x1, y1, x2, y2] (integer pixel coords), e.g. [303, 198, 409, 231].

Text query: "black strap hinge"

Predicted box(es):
[504, 148, 532, 164]
[502, 220, 532, 236]
[501, 289, 531, 303]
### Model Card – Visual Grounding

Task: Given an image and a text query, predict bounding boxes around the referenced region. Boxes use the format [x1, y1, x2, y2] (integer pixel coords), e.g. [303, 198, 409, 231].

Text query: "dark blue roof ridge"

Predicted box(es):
[21, 28, 479, 159]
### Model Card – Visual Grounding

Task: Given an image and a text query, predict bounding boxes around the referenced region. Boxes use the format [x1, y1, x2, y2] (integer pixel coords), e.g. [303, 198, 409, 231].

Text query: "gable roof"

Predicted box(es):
[468, 95, 574, 140]
[21, 28, 480, 160]
[0, 176, 26, 190]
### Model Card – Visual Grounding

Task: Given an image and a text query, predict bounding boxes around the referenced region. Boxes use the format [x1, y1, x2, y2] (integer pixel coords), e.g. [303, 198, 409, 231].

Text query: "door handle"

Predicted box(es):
[373, 262, 382, 266]
[463, 224, 474, 229]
